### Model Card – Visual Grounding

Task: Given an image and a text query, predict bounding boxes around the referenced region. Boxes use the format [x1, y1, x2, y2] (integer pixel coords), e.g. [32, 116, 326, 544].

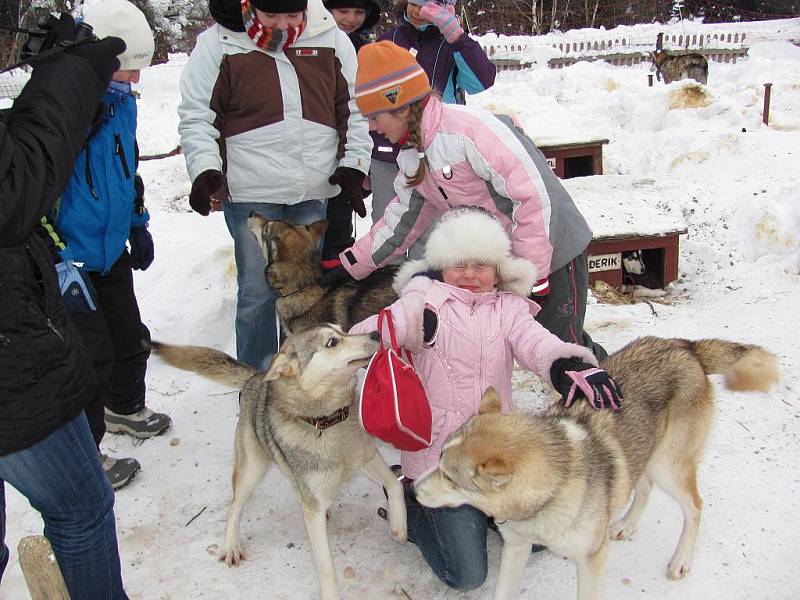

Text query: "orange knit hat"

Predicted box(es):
[355, 41, 431, 118]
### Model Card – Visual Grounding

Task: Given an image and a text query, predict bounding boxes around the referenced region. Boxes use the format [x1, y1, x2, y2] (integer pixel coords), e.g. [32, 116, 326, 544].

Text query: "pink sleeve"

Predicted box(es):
[340, 190, 440, 280]
[504, 297, 597, 381]
[348, 288, 426, 351]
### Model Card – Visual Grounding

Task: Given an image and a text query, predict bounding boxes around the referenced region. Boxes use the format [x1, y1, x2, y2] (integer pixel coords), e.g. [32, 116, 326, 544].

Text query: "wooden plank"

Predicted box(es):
[18, 535, 70, 600]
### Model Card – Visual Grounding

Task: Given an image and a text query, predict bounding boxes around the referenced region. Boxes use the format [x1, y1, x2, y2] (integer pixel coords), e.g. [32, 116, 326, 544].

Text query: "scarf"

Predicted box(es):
[241, 0, 306, 52]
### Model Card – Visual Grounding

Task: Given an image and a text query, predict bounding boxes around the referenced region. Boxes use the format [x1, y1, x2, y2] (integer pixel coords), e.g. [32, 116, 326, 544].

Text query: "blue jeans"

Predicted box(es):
[0, 413, 126, 599]
[223, 200, 327, 371]
[406, 490, 488, 591]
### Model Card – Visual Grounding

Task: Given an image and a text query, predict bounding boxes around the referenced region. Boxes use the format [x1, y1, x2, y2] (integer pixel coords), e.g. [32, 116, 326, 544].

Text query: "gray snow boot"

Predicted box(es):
[105, 406, 172, 439]
[101, 453, 141, 491]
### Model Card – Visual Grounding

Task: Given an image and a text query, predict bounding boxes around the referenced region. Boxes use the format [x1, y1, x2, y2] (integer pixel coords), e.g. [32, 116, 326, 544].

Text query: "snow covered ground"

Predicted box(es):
[3, 29, 800, 600]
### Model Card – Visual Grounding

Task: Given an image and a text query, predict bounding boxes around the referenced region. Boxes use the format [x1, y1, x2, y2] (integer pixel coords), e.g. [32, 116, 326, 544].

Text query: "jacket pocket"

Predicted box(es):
[114, 133, 132, 179]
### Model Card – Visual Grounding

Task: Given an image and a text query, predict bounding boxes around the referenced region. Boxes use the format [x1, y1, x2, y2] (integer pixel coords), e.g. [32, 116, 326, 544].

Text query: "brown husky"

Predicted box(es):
[246, 214, 398, 334]
[651, 50, 709, 85]
[415, 336, 778, 600]
[153, 326, 407, 600]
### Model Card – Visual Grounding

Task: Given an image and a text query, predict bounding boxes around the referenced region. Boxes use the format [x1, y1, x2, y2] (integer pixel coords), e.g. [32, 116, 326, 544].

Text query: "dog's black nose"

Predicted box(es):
[369, 330, 380, 342]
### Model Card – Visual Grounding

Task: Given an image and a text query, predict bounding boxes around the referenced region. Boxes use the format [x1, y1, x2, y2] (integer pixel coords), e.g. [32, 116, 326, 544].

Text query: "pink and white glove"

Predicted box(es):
[419, 2, 463, 44]
[551, 357, 623, 411]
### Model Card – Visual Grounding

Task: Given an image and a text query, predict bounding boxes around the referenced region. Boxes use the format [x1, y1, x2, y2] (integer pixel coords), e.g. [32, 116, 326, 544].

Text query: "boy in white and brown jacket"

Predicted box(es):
[178, 0, 371, 370]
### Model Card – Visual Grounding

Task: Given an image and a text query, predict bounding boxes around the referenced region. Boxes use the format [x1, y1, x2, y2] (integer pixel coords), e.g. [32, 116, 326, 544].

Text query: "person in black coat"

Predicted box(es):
[0, 15, 130, 599]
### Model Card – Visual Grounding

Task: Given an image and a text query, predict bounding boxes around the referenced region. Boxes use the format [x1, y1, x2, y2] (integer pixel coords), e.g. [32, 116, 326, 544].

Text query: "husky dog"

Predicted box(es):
[153, 326, 406, 600]
[651, 50, 709, 85]
[415, 336, 778, 600]
[246, 214, 398, 334]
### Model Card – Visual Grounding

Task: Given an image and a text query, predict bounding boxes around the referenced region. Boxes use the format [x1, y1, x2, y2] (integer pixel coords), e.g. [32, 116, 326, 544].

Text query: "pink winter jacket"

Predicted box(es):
[349, 276, 597, 480]
[339, 96, 592, 289]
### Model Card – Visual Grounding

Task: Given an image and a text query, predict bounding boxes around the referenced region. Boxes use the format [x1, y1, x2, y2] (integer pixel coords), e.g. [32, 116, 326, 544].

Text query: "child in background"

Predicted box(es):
[324, 0, 382, 50]
[369, 0, 496, 259]
[179, 0, 371, 370]
[325, 41, 606, 358]
[350, 207, 621, 591]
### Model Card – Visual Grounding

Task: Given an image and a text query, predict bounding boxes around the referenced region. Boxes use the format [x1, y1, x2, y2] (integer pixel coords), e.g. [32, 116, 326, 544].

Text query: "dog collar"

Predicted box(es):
[300, 406, 350, 434]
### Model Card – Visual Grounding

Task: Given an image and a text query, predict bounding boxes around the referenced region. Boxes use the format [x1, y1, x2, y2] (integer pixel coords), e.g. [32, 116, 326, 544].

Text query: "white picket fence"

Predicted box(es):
[482, 17, 800, 70]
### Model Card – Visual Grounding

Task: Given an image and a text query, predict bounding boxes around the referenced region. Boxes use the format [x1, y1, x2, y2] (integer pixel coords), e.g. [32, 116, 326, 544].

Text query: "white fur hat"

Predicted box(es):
[83, 0, 155, 71]
[393, 207, 538, 297]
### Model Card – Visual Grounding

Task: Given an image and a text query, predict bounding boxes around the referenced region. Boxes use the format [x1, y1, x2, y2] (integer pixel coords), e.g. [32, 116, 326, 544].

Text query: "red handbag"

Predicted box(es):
[359, 309, 432, 451]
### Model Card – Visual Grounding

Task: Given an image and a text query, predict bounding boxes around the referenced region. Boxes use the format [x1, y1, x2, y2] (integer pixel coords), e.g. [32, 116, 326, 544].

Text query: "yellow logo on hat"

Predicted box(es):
[383, 87, 401, 105]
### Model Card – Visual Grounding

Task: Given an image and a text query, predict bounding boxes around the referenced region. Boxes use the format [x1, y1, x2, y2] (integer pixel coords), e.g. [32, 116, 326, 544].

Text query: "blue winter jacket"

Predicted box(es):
[54, 84, 148, 274]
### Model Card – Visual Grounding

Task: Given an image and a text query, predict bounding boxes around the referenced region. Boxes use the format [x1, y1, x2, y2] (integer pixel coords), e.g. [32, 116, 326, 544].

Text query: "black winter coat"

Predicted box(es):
[0, 53, 109, 455]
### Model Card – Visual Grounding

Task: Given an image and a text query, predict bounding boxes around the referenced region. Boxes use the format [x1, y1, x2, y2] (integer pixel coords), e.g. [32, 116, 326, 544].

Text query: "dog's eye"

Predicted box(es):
[326, 338, 339, 348]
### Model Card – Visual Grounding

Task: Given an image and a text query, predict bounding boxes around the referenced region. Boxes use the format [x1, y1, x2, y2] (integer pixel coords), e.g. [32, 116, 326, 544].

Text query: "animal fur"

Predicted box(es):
[152, 326, 407, 600]
[415, 336, 778, 600]
[246, 214, 398, 333]
[651, 50, 709, 85]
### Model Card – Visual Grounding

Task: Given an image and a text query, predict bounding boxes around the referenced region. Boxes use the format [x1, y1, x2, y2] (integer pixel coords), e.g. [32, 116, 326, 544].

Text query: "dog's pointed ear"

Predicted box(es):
[247, 213, 269, 242]
[307, 220, 329, 244]
[263, 352, 300, 382]
[476, 458, 512, 490]
[478, 387, 502, 414]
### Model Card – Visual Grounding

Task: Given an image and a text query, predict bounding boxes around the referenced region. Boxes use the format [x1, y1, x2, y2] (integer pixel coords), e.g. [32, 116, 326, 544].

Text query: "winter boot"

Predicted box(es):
[101, 453, 140, 491]
[105, 406, 172, 439]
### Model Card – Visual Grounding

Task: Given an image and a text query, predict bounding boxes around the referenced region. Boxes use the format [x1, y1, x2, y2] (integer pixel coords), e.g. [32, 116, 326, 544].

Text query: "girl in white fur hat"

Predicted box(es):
[350, 207, 622, 591]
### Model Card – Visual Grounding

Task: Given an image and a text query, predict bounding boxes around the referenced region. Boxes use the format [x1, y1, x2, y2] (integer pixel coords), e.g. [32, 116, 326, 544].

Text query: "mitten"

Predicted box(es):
[329, 167, 367, 218]
[419, 2, 463, 44]
[56, 259, 97, 314]
[129, 225, 154, 271]
[551, 357, 623, 410]
[318, 264, 354, 290]
[528, 277, 550, 305]
[189, 169, 224, 216]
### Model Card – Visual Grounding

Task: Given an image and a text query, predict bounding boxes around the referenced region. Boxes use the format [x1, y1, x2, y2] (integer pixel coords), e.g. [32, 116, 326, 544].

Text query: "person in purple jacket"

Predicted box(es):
[368, 0, 496, 259]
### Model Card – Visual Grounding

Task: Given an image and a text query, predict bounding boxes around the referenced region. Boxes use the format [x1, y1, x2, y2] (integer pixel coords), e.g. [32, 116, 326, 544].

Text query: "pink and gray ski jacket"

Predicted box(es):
[339, 96, 592, 293]
[349, 276, 597, 480]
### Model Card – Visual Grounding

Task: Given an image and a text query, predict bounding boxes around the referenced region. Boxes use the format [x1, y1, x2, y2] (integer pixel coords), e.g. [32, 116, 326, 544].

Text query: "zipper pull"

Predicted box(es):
[470, 299, 476, 315]
[438, 186, 448, 200]
[46, 318, 64, 342]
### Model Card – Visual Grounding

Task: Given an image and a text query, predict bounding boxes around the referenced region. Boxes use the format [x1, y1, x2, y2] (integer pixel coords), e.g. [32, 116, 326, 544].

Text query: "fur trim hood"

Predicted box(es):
[392, 208, 538, 297]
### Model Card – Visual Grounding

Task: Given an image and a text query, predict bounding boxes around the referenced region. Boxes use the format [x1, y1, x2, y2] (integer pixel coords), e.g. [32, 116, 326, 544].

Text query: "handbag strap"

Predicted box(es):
[377, 308, 420, 368]
[377, 308, 400, 353]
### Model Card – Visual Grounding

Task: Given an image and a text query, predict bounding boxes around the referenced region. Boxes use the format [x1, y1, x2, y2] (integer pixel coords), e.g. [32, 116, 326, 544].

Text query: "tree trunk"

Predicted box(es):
[17, 535, 70, 600]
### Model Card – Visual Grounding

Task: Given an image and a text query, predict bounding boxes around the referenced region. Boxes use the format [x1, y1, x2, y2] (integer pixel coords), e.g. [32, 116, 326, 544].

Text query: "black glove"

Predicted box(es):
[189, 169, 224, 216]
[329, 167, 367, 218]
[64, 36, 126, 85]
[129, 225, 154, 271]
[550, 357, 623, 410]
[318, 264, 353, 290]
[423, 308, 438, 345]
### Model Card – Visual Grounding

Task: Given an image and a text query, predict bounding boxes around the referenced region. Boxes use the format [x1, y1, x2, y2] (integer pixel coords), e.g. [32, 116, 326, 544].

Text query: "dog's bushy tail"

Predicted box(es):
[152, 341, 258, 389]
[688, 339, 779, 392]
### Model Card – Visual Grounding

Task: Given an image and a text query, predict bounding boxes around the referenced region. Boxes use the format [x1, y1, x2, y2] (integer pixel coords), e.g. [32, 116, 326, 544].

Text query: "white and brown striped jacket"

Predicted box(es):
[178, 0, 371, 204]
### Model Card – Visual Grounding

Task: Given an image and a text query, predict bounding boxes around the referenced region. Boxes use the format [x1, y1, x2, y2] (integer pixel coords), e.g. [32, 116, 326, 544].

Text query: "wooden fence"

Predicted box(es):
[482, 17, 800, 71]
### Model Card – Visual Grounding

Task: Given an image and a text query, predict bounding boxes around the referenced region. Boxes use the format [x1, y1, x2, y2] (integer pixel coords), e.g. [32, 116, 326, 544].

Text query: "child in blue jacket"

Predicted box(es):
[51, 0, 171, 489]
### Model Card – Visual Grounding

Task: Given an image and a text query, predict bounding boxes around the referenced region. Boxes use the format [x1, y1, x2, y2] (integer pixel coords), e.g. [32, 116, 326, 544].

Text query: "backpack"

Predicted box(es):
[359, 309, 432, 451]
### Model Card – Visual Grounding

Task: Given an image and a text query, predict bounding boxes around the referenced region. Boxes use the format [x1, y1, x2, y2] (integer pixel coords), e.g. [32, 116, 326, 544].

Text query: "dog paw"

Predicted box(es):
[219, 544, 246, 566]
[667, 557, 692, 580]
[390, 525, 408, 543]
[609, 521, 636, 541]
